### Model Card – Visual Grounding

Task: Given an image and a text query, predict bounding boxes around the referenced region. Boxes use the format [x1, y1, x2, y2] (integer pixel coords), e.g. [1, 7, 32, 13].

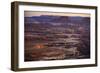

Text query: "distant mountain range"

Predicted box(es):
[25, 15, 90, 24]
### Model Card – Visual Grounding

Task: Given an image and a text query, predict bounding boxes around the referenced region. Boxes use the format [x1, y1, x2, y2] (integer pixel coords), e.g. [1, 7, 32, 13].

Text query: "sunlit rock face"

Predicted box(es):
[34, 44, 46, 49]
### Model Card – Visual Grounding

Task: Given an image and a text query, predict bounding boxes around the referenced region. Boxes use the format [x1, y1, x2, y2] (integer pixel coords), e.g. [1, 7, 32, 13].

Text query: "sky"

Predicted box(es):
[24, 11, 90, 17]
